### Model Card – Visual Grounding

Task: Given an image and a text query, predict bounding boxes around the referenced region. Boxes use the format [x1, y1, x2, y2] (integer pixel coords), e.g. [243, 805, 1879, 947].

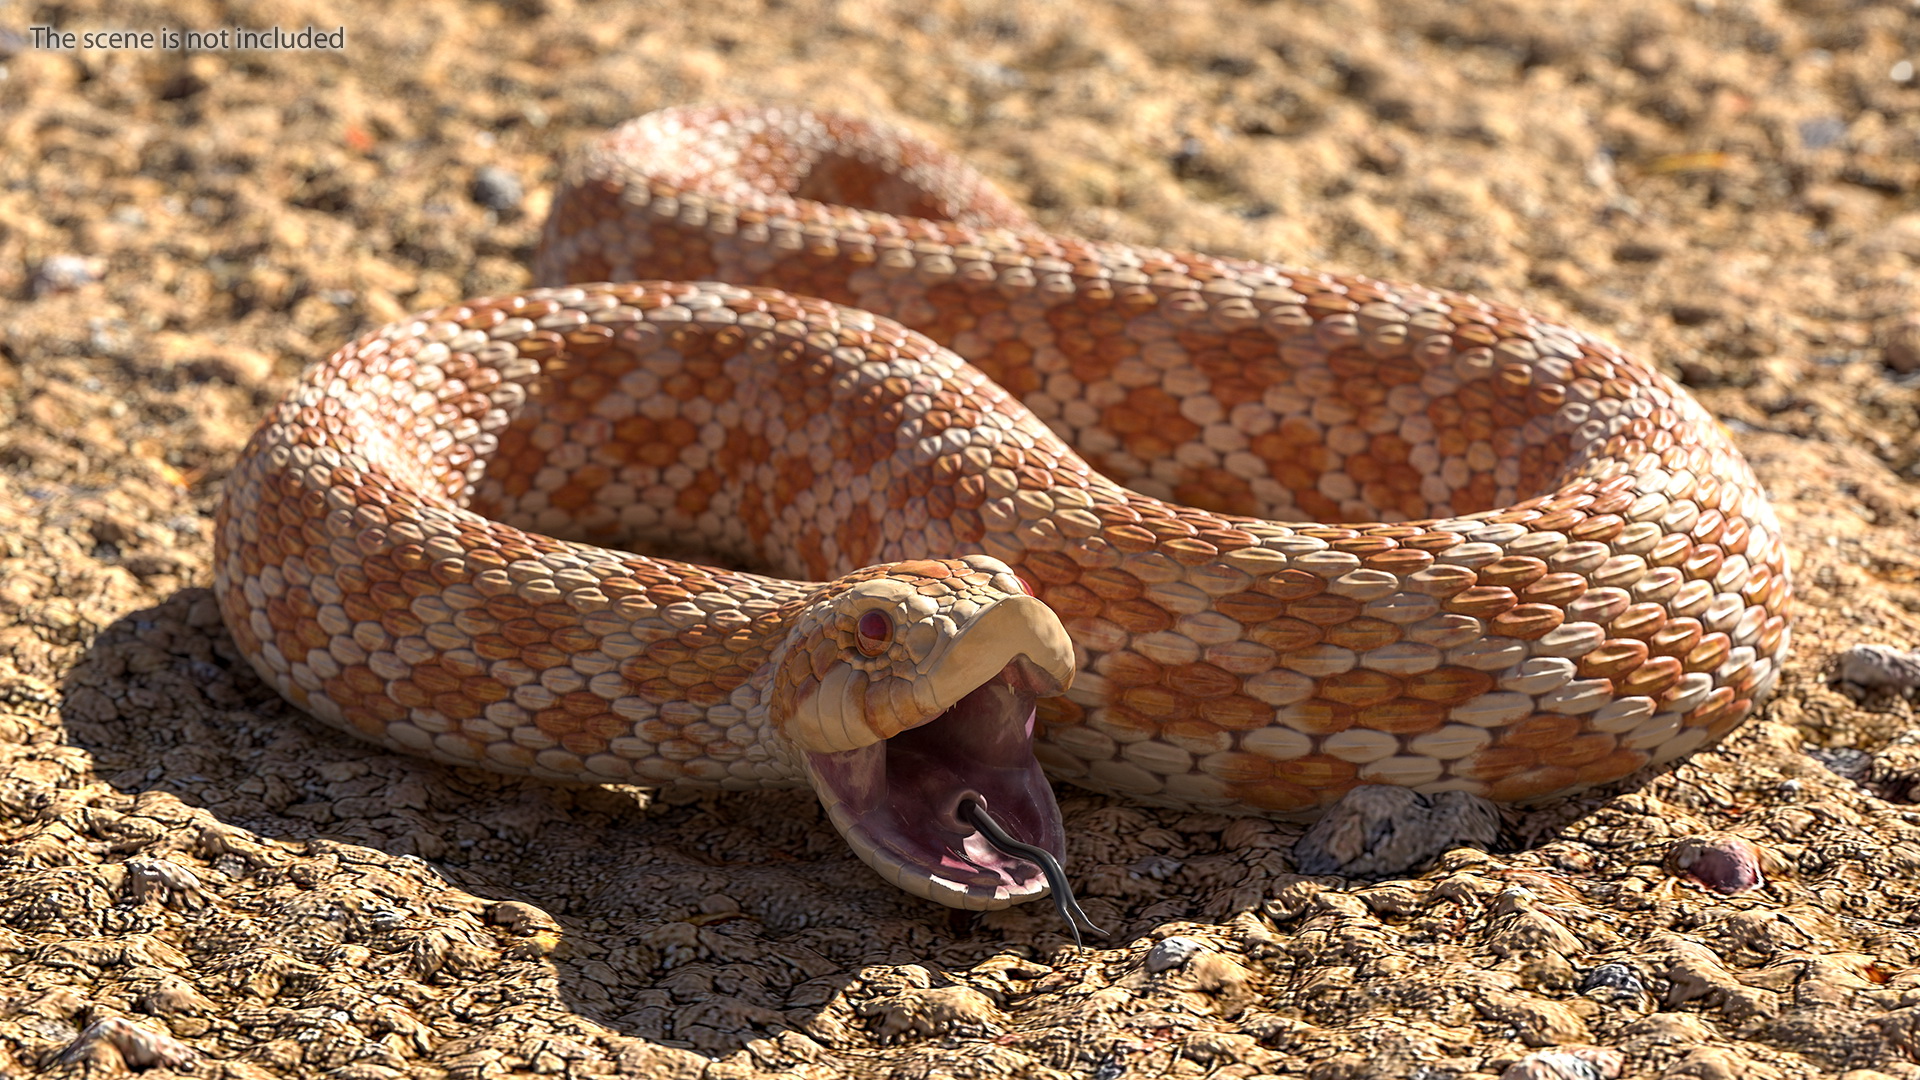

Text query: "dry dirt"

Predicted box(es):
[4, 0, 1920, 1077]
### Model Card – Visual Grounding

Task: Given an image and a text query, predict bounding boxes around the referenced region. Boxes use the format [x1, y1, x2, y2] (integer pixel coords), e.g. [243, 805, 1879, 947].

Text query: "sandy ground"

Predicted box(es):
[4, 0, 1920, 1076]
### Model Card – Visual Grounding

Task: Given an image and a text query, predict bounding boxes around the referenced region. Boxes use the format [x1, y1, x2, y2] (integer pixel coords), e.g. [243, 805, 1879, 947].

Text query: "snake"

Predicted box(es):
[214, 104, 1793, 927]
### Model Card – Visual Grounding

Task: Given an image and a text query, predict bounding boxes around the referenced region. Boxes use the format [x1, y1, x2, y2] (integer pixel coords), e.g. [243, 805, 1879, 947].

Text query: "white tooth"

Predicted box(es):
[926, 876, 966, 903]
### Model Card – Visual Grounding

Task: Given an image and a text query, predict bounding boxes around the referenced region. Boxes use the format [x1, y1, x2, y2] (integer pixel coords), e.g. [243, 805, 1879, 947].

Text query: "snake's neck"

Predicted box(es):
[506, 562, 815, 791]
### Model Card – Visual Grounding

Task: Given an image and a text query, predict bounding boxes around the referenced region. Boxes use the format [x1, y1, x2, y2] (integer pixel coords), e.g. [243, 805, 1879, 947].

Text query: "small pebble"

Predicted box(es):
[1883, 316, 1920, 374]
[1145, 936, 1204, 973]
[471, 165, 525, 212]
[1797, 116, 1846, 151]
[1806, 746, 1873, 782]
[488, 899, 561, 934]
[1577, 963, 1645, 1002]
[1666, 834, 1766, 895]
[1500, 1048, 1624, 1080]
[125, 856, 202, 905]
[1294, 786, 1499, 878]
[57, 1018, 198, 1070]
[32, 254, 105, 297]
[1839, 643, 1920, 689]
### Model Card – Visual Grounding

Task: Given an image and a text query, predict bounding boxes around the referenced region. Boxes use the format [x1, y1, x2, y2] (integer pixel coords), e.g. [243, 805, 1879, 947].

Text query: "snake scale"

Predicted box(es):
[215, 104, 1793, 917]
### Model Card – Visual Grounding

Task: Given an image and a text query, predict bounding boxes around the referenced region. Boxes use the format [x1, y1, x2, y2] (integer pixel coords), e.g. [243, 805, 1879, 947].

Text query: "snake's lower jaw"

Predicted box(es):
[804, 661, 1068, 911]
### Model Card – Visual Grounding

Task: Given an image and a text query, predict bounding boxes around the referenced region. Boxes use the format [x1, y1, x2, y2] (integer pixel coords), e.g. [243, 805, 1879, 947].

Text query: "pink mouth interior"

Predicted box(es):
[805, 662, 1066, 893]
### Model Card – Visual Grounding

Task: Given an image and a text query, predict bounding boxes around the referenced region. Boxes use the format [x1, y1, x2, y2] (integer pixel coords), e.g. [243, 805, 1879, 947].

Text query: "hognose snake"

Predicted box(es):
[214, 105, 1793, 927]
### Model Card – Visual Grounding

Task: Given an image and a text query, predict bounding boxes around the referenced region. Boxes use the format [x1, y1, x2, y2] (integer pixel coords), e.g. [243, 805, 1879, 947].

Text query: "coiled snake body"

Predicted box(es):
[216, 105, 1792, 915]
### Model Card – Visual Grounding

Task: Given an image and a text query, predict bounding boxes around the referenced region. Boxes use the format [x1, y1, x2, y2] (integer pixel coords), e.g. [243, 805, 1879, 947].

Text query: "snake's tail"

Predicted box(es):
[961, 800, 1108, 948]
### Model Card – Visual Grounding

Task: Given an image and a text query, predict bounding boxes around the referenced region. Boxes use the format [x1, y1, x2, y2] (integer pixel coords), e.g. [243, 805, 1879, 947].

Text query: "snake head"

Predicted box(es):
[770, 554, 1077, 911]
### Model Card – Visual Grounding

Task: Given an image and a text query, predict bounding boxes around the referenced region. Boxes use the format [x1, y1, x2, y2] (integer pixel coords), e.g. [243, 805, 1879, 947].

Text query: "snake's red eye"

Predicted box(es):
[856, 610, 894, 656]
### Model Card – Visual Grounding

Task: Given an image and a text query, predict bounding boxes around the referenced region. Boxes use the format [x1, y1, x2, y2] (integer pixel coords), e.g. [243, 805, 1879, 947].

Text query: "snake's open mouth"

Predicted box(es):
[805, 659, 1068, 911]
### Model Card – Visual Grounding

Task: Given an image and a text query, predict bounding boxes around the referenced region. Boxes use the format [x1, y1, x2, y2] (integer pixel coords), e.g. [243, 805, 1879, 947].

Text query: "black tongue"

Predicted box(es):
[961, 800, 1107, 949]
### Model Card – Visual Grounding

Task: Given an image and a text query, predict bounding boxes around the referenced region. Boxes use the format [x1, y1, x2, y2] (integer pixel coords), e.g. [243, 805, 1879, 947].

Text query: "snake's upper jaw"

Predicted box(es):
[797, 589, 1077, 911]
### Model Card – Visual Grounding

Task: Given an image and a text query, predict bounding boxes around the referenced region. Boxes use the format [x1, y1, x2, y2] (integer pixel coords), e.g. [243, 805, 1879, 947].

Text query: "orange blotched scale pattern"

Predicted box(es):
[219, 105, 1792, 819]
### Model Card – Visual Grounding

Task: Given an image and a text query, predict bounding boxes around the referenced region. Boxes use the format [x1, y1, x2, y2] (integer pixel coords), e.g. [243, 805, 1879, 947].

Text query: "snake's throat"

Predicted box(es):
[805, 662, 1067, 911]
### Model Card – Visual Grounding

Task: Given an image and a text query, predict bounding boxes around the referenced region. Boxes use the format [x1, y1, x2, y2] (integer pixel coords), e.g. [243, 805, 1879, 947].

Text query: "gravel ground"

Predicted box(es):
[4, 0, 1920, 1077]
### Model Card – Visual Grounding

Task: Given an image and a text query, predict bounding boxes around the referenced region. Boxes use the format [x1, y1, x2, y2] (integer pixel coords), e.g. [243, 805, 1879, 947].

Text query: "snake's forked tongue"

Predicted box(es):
[962, 800, 1107, 948]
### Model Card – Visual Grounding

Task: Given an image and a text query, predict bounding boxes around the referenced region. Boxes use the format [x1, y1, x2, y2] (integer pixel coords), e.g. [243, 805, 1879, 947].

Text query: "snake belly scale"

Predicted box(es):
[216, 104, 1793, 913]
